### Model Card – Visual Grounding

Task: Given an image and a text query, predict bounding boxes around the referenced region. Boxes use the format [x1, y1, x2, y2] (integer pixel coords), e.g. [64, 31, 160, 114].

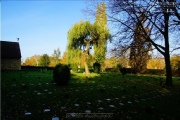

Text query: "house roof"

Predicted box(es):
[1, 41, 21, 58]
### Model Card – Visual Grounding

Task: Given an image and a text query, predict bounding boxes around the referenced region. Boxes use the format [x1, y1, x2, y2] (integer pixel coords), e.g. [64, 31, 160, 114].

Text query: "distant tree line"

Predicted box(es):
[22, 48, 67, 67]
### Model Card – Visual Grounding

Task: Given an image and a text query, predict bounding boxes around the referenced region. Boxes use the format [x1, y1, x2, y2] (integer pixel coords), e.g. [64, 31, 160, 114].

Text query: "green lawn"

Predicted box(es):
[1, 70, 180, 120]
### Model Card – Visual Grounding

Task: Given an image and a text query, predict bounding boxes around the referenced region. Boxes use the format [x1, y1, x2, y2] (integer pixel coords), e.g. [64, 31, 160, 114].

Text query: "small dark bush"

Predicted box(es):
[53, 64, 70, 86]
[120, 68, 127, 75]
[172, 69, 180, 77]
[21, 66, 54, 71]
[146, 69, 165, 75]
[93, 62, 101, 73]
[116, 64, 123, 72]
[89, 68, 94, 73]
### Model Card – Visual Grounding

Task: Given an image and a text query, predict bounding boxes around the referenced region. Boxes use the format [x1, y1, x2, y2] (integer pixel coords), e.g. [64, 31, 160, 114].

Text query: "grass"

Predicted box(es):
[1, 70, 180, 120]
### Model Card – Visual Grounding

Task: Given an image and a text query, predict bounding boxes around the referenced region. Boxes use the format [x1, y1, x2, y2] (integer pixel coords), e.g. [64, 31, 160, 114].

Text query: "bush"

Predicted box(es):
[89, 68, 94, 73]
[21, 66, 54, 71]
[67, 64, 77, 72]
[53, 64, 70, 86]
[145, 69, 165, 75]
[172, 69, 180, 77]
[105, 68, 118, 72]
[120, 68, 127, 75]
[93, 62, 101, 73]
[116, 64, 123, 72]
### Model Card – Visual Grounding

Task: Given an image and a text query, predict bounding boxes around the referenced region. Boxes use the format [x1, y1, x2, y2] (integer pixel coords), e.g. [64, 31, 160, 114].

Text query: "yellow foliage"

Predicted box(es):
[147, 58, 165, 69]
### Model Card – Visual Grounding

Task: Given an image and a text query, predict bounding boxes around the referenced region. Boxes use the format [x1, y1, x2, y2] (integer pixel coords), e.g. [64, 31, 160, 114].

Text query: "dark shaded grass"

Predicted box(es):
[1, 70, 180, 120]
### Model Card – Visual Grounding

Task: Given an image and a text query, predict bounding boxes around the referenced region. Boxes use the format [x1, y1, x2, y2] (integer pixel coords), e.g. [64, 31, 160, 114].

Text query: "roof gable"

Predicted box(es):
[1, 41, 21, 58]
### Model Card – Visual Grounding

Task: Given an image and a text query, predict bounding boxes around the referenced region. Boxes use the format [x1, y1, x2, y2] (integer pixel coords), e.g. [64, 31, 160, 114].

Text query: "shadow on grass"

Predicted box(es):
[1, 70, 180, 119]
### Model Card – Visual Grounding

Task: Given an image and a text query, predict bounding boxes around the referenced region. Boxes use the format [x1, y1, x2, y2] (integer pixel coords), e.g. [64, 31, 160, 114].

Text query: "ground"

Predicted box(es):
[1, 70, 180, 120]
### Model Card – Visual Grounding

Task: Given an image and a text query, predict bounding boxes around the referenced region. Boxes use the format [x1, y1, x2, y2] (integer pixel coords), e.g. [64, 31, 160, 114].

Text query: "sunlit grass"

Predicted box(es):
[1, 70, 180, 119]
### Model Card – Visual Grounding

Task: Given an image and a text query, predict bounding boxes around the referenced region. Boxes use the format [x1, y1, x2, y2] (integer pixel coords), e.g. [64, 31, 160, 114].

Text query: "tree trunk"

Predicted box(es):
[84, 60, 90, 77]
[164, 53, 172, 86]
[83, 43, 90, 77]
[164, 12, 173, 86]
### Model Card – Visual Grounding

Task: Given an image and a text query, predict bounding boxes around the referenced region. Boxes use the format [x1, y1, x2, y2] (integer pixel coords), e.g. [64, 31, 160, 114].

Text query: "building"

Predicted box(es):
[1, 41, 21, 70]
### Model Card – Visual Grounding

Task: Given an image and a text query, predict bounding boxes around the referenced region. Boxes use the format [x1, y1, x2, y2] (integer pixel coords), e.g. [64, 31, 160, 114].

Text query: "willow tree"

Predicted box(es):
[94, 2, 110, 64]
[67, 21, 99, 77]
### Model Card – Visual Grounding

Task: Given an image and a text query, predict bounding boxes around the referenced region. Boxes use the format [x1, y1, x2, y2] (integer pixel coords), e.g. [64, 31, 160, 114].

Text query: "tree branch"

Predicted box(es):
[170, 47, 180, 53]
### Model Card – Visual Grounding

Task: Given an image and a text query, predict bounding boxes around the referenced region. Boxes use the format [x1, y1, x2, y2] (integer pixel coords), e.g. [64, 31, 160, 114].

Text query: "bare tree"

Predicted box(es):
[83, 0, 180, 85]
[52, 48, 61, 64]
[106, 0, 180, 86]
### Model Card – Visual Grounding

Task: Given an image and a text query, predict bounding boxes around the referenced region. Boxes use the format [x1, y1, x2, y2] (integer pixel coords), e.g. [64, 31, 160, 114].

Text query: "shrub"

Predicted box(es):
[53, 64, 70, 86]
[120, 68, 127, 75]
[116, 64, 123, 72]
[172, 69, 180, 77]
[145, 69, 165, 75]
[93, 62, 101, 73]
[67, 64, 77, 72]
[105, 68, 117, 72]
[89, 68, 94, 73]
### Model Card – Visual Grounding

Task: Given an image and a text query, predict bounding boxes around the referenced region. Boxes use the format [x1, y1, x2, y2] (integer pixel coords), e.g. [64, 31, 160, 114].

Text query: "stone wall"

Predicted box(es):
[1, 58, 21, 70]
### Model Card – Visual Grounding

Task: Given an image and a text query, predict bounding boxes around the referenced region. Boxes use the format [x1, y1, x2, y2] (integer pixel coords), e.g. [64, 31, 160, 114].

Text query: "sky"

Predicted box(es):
[1, 0, 89, 61]
[1, 0, 179, 62]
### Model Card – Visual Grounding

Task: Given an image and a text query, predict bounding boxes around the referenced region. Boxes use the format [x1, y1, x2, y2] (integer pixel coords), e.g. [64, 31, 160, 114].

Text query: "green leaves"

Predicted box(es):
[68, 21, 93, 49]
[67, 21, 99, 66]
[52, 48, 61, 64]
[67, 49, 82, 65]
[39, 54, 50, 67]
[67, 2, 110, 73]
[94, 2, 110, 63]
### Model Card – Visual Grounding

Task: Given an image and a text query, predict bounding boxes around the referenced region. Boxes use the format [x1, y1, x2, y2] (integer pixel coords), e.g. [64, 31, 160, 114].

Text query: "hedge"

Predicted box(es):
[21, 66, 54, 70]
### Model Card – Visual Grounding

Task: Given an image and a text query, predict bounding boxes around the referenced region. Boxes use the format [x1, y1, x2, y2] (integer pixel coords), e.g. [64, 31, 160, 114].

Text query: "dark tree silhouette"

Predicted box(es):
[129, 13, 152, 74]
[107, 0, 180, 86]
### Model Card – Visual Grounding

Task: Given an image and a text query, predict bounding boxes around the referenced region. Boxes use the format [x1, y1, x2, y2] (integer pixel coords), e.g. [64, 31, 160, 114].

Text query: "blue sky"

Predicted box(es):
[1, 0, 89, 61]
[2, 0, 179, 62]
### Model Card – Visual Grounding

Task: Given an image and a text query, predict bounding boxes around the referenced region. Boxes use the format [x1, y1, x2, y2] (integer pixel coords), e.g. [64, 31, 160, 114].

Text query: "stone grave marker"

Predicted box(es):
[98, 107, 104, 110]
[85, 110, 91, 113]
[25, 112, 31, 115]
[86, 102, 91, 105]
[75, 104, 79, 107]
[52, 117, 59, 120]
[109, 105, 115, 108]
[44, 109, 50, 112]
[106, 99, 111, 101]
[119, 103, 125, 106]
